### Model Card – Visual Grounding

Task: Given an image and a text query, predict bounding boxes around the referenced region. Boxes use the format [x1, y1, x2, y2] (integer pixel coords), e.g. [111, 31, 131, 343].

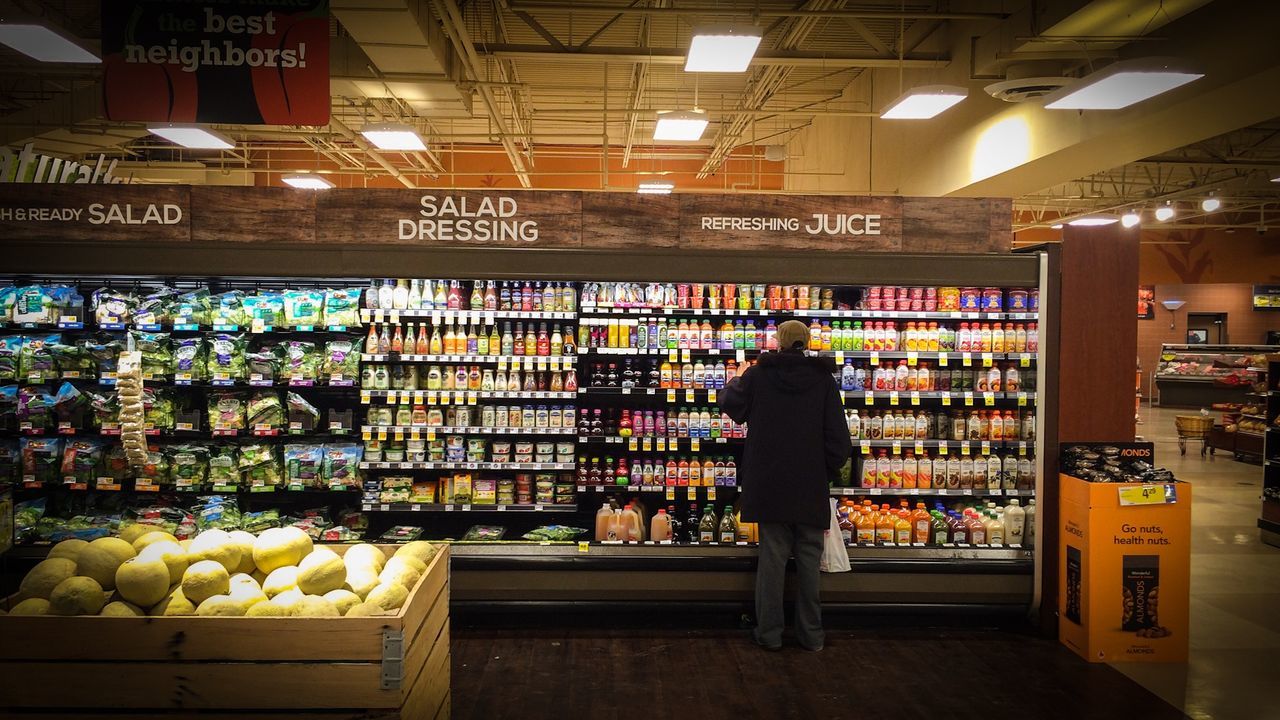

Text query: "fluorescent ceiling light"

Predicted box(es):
[685, 26, 762, 72]
[1271, 171, 1280, 183]
[0, 22, 99, 63]
[1068, 215, 1119, 226]
[282, 174, 335, 189]
[148, 125, 234, 150]
[1121, 211, 1141, 228]
[1043, 57, 1203, 110]
[1050, 223, 1064, 230]
[360, 123, 426, 151]
[654, 109, 709, 141]
[1155, 203, 1176, 222]
[880, 85, 968, 120]
[1201, 195, 1221, 212]
[637, 182, 674, 195]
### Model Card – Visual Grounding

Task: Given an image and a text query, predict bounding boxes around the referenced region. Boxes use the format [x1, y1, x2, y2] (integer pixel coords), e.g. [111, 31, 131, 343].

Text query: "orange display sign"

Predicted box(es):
[1059, 473, 1191, 663]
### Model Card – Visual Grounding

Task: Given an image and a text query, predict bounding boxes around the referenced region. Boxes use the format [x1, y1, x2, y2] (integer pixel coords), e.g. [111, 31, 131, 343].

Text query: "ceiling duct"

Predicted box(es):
[984, 63, 1074, 103]
[330, 0, 473, 118]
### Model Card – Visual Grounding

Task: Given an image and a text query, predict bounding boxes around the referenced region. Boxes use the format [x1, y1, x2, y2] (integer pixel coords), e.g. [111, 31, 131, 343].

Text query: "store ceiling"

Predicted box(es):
[1, 0, 1279, 227]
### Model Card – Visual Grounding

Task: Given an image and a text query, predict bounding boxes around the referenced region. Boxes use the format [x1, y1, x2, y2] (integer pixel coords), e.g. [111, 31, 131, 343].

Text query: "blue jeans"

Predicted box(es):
[754, 522, 825, 649]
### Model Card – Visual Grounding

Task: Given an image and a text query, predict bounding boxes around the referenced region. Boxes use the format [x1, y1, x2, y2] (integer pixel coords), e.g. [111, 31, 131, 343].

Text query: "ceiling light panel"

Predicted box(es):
[1044, 58, 1203, 110]
[637, 182, 674, 195]
[685, 26, 762, 72]
[653, 110, 709, 141]
[282, 175, 335, 189]
[880, 85, 968, 120]
[148, 125, 235, 150]
[360, 123, 427, 151]
[0, 23, 99, 63]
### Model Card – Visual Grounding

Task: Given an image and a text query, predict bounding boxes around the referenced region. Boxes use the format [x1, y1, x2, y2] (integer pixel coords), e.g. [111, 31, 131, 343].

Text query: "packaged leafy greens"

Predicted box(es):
[143, 388, 177, 431]
[323, 443, 363, 488]
[0, 336, 20, 380]
[135, 287, 178, 326]
[52, 342, 96, 378]
[20, 333, 61, 381]
[85, 389, 119, 430]
[238, 443, 283, 487]
[247, 391, 284, 429]
[244, 292, 286, 327]
[48, 285, 84, 322]
[207, 391, 247, 431]
[284, 444, 324, 487]
[521, 525, 588, 541]
[173, 336, 207, 380]
[52, 382, 87, 424]
[323, 288, 363, 327]
[321, 339, 360, 383]
[206, 333, 246, 380]
[168, 444, 209, 488]
[283, 290, 324, 327]
[173, 288, 212, 326]
[194, 495, 242, 531]
[91, 287, 137, 324]
[0, 386, 15, 431]
[0, 440, 18, 482]
[241, 509, 282, 533]
[247, 342, 283, 383]
[286, 391, 320, 426]
[13, 286, 54, 324]
[284, 340, 318, 381]
[212, 290, 248, 326]
[102, 444, 130, 481]
[208, 445, 239, 486]
[84, 335, 122, 377]
[17, 386, 53, 431]
[0, 285, 15, 322]
[137, 446, 171, 486]
[130, 331, 172, 378]
[20, 437, 62, 484]
[60, 438, 106, 484]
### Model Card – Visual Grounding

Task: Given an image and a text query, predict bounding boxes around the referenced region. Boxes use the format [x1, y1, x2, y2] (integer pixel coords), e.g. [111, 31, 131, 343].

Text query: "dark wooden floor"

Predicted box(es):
[451, 626, 1189, 720]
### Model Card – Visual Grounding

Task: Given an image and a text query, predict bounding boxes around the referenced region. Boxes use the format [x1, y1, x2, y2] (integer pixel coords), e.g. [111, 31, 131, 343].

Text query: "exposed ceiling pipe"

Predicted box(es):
[503, 2, 1006, 20]
[481, 45, 944, 68]
[329, 116, 417, 188]
[430, 0, 533, 188]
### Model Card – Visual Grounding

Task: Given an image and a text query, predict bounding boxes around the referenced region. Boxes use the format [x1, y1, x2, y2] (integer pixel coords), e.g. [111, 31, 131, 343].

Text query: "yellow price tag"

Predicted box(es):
[427, 430, 437, 441]
[427, 394, 438, 406]
[410, 429, 420, 440]
[938, 352, 948, 367]
[981, 441, 991, 455]
[691, 438, 701, 452]
[467, 394, 478, 406]
[835, 351, 845, 364]
[1018, 443, 1027, 456]
[360, 391, 371, 404]
[377, 429, 388, 441]
[251, 318, 265, 334]
[1020, 354, 1031, 367]
[413, 391, 424, 403]
[984, 392, 995, 406]
[385, 392, 398, 404]
[685, 389, 695, 403]
[962, 353, 973, 367]
[578, 541, 590, 554]
[860, 440, 871, 455]
[666, 389, 677, 403]
[891, 440, 901, 454]
[914, 441, 925, 454]
[964, 392, 974, 406]
[629, 437, 638, 451]
[938, 443, 948, 455]
[707, 487, 717, 501]
[498, 357, 507, 370]
[907, 351, 918, 366]
[681, 349, 691, 363]
[393, 429, 404, 441]
[657, 438, 667, 452]
[889, 391, 899, 406]
[642, 437, 653, 451]
[870, 351, 880, 364]
[864, 391, 874, 405]
[374, 309, 385, 323]
[961, 442, 971, 456]
[910, 391, 920, 406]
[1018, 392, 1028, 407]
[361, 430, 372, 441]
[1117, 484, 1174, 506]
[941, 393, 952, 406]
[982, 352, 993, 367]
[668, 350, 678, 363]
[708, 389, 717, 403]
[687, 487, 697, 501]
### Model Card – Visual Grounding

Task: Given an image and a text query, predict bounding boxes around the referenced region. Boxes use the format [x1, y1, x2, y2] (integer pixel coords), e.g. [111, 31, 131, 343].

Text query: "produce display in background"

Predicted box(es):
[4, 525, 438, 617]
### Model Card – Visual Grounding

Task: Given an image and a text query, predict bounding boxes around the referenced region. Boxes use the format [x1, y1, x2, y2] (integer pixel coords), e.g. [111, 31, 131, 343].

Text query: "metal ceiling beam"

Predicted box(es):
[480, 44, 944, 67]
[503, 2, 1006, 21]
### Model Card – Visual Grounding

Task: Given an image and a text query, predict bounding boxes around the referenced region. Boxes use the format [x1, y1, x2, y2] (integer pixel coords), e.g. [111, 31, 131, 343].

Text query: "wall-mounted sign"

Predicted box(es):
[0, 185, 190, 242]
[101, 0, 330, 124]
[1138, 286, 1155, 319]
[1252, 285, 1280, 310]
[1, 143, 121, 184]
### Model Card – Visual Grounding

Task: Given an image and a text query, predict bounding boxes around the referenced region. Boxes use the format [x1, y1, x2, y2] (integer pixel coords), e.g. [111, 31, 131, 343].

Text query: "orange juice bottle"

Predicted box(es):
[855, 508, 875, 544]
[875, 508, 896, 544]
[911, 503, 932, 544]
[894, 511, 912, 545]
[902, 451, 918, 489]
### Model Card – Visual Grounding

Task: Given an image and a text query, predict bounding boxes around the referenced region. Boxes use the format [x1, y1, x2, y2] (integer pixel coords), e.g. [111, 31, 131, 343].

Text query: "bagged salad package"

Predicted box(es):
[52, 341, 96, 379]
[84, 335, 123, 377]
[284, 340, 319, 382]
[143, 388, 178, 431]
[91, 288, 136, 325]
[17, 386, 53, 431]
[168, 444, 210, 488]
[247, 342, 283, 384]
[134, 287, 177, 326]
[238, 443, 283, 487]
[0, 285, 16, 322]
[207, 445, 239, 486]
[13, 286, 55, 324]
[212, 291, 249, 327]
[206, 332, 247, 380]
[321, 339, 361, 384]
[244, 292, 286, 327]
[0, 336, 21, 380]
[0, 386, 16, 431]
[323, 443, 363, 488]
[194, 494, 241, 531]
[130, 331, 172, 378]
[86, 389, 119, 430]
[284, 443, 324, 487]
[137, 445, 171, 486]
[60, 438, 106, 484]
[52, 381, 87, 425]
[323, 288, 364, 327]
[286, 391, 320, 427]
[21, 437, 63, 484]
[283, 290, 325, 327]
[173, 336, 207, 380]
[247, 391, 284, 430]
[20, 333, 60, 382]
[173, 288, 212, 326]
[207, 391, 247, 432]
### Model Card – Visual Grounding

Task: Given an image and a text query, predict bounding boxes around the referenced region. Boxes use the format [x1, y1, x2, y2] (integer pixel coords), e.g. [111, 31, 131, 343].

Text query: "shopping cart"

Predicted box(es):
[1174, 414, 1214, 456]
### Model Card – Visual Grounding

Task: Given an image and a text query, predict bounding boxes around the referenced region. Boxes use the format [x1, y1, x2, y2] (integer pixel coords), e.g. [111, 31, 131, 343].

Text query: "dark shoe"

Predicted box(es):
[752, 633, 782, 652]
[798, 642, 824, 652]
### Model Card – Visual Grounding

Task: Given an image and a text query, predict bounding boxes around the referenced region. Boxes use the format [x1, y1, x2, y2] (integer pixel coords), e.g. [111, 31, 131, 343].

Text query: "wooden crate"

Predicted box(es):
[0, 544, 450, 720]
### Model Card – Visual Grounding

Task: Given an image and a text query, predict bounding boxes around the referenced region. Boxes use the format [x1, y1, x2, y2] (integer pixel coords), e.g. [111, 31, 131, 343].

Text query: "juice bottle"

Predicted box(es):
[888, 511, 907, 545]
[911, 503, 931, 544]
[860, 454, 877, 487]
[855, 508, 875, 544]
[987, 510, 1005, 546]
[895, 360, 909, 391]
[700, 320, 715, 350]
[1026, 499, 1037, 549]
[820, 322, 833, 351]
[875, 509, 896, 544]
[595, 502, 616, 541]
[718, 507, 737, 544]
[965, 510, 987, 545]
[808, 319, 822, 351]
[698, 507, 718, 543]
[930, 508, 949, 545]
[875, 450, 891, 488]
[620, 504, 644, 542]
[606, 508, 626, 541]
[650, 509, 674, 542]
[902, 451, 918, 489]
[764, 320, 777, 350]
[948, 512, 969, 544]
[889, 453, 903, 488]
[1005, 499, 1026, 546]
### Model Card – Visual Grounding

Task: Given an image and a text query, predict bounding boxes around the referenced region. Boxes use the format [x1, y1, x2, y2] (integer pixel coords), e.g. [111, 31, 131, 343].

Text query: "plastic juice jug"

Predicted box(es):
[949, 512, 969, 544]
[620, 504, 643, 542]
[808, 319, 822, 350]
[606, 509, 626, 541]
[718, 507, 737, 544]
[894, 512, 912, 545]
[595, 503, 616, 541]
[875, 511, 896, 544]
[889, 454, 904, 488]
[930, 510, 949, 545]
[855, 508, 875, 544]
[911, 503, 931, 544]
[650, 509, 674, 542]
[966, 510, 987, 545]
[875, 451, 892, 488]
[698, 507, 719, 543]
[1005, 499, 1026, 545]
[986, 511, 1005, 546]
[902, 452, 918, 489]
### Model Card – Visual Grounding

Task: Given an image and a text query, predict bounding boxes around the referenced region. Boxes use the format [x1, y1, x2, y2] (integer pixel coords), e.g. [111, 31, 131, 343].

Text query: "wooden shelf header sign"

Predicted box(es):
[0, 185, 1011, 253]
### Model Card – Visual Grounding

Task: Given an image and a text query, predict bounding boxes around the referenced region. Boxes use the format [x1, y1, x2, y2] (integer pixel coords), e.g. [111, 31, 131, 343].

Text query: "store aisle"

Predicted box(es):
[1113, 406, 1280, 720]
[451, 626, 1186, 720]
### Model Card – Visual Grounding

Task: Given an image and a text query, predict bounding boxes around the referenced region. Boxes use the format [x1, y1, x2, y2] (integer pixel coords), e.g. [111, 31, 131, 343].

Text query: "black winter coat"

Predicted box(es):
[719, 351, 853, 528]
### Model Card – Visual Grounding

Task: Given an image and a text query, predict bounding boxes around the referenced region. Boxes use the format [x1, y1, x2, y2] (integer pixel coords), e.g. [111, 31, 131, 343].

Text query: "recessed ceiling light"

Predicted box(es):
[148, 125, 235, 150]
[880, 85, 967, 120]
[1155, 202, 1176, 222]
[282, 174, 335, 189]
[1200, 195, 1221, 212]
[1121, 210, 1141, 228]
[0, 22, 99, 63]
[637, 181, 674, 195]
[360, 123, 427, 151]
[654, 109, 709, 141]
[1043, 57, 1203, 110]
[685, 26, 762, 72]
[1068, 215, 1119, 226]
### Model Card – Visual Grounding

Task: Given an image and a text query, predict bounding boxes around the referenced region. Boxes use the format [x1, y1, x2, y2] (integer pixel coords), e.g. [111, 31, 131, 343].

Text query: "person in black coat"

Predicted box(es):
[720, 319, 852, 651]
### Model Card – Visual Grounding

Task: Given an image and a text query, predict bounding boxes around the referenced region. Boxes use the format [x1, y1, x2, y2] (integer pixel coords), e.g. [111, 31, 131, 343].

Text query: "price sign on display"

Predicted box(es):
[962, 353, 973, 367]
[938, 352, 948, 366]
[870, 351, 880, 364]
[910, 391, 920, 406]
[1118, 484, 1178, 506]
[941, 393, 952, 406]
[907, 351, 918, 366]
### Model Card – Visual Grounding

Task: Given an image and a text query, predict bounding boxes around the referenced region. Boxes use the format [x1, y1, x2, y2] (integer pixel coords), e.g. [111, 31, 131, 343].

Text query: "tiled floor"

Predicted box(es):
[1115, 406, 1278, 720]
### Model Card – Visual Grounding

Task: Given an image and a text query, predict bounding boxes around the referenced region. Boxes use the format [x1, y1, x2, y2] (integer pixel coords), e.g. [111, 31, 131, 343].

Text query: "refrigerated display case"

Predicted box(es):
[1154, 344, 1268, 408]
[1260, 356, 1280, 548]
[1, 250, 1048, 612]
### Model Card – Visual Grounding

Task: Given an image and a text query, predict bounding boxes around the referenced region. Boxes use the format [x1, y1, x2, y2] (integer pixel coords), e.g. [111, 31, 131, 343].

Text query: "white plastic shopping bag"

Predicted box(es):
[819, 498, 851, 573]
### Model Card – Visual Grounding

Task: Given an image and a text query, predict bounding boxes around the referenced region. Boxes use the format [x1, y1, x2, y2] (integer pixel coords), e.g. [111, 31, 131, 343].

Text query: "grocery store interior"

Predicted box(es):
[1, 0, 1279, 719]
